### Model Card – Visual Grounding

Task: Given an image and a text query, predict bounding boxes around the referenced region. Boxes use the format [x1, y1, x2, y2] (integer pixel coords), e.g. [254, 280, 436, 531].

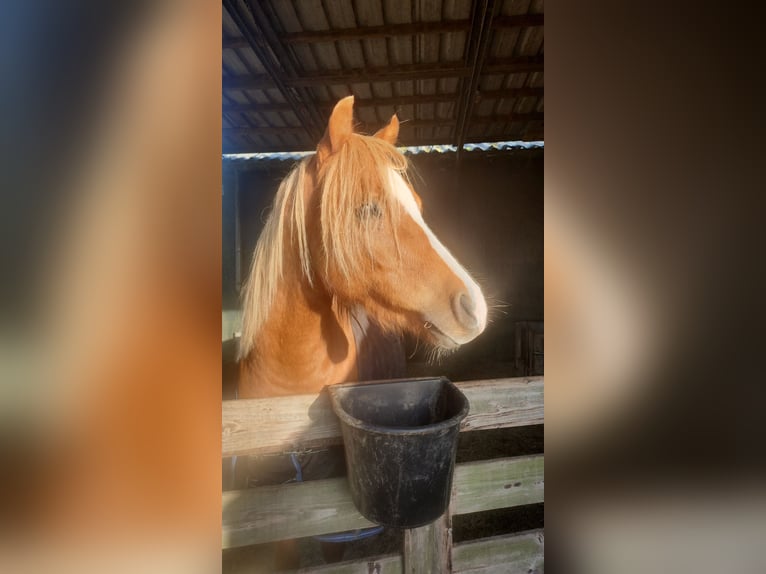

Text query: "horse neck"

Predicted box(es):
[238, 245, 359, 399]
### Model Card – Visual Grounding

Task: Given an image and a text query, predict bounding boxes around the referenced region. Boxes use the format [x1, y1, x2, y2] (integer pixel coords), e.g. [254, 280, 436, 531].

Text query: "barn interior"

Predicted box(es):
[221, 0, 543, 570]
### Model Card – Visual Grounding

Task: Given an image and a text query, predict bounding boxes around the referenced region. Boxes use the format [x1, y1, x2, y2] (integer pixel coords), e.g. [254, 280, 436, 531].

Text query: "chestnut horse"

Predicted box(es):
[235, 96, 487, 568]
[238, 95, 487, 397]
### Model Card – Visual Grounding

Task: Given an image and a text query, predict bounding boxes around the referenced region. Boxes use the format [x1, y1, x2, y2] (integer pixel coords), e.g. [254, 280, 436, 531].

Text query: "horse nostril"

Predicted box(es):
[455, 292, 478, 329]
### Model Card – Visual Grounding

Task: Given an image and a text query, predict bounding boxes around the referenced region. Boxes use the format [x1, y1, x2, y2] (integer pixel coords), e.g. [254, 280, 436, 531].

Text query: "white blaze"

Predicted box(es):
[387, 168, 488, 336]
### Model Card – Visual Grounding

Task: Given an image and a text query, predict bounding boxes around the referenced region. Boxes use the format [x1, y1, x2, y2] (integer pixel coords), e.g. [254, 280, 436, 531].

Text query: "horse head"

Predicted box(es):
[307, 96, 488, 352]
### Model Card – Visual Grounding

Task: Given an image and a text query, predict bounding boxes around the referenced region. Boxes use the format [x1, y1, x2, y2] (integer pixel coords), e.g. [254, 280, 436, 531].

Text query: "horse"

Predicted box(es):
[235, 95, 488, 568]
[238, 95, 487, 397]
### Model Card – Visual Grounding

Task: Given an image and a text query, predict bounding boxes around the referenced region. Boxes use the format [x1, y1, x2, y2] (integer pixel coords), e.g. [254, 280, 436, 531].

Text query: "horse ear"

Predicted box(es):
[317, 95, 355, 165]
[374, 114, 399, 145]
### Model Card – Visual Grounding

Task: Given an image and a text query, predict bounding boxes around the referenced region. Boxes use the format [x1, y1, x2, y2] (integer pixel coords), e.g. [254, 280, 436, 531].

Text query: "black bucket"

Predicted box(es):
[328, 377, 469, 528]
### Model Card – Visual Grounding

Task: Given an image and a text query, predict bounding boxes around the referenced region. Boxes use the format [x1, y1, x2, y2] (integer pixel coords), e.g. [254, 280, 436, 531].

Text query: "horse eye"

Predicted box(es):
[356, 202, 382, 219]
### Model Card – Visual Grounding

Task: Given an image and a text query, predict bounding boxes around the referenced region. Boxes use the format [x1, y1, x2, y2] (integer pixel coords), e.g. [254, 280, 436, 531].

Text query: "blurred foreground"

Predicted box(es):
[1, 2, 221, 573]
[0, 1, 764, 573]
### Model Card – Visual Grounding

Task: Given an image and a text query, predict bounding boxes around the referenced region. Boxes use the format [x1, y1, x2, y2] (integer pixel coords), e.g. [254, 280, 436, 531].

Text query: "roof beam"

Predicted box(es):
[222, 64, 470, 90]
[455, 0, 498, 158]
[223, 56, 543, 91]
[246, 0, 327, 134]
[396, 136, 543, 147]
[222, 87, 544, 115]
[224, 37, 248, 50]
[243, 0, 326, 138]
[222, 74, 274, 91]
[223, 94, 461, 115]
[483, 56, 544, 74]
[223, 101, 297, 114]
[224, 126, 308, 136]
[282, 20, 470, 44]
[292, 63, 473, 87]
[465, 112, 544, 124]
[222, 0, 324, 141]
[398, 113, 544, 129]
[493, 14, 545, 29]
[223, 113, 543, 137]
[222, 14, 543, 48]
[476, 86, 543, 99]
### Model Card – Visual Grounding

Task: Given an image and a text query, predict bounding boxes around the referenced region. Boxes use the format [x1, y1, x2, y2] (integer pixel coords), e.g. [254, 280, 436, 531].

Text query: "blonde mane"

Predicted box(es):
[239, 134, 410, 359]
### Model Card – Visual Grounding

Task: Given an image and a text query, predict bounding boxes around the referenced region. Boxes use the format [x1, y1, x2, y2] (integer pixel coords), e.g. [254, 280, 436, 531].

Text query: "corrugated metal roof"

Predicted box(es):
[222, 140, 544, 162]
[223, 0, 543, 154]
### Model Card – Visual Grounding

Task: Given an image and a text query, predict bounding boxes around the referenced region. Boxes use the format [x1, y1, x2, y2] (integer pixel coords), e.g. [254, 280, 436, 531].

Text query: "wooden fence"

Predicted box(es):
[222, 377, 544, 573]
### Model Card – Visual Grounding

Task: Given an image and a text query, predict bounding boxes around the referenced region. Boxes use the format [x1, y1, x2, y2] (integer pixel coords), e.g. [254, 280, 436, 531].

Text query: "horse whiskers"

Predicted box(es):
[485, 296, 510, 309]
[407, 334, 422, 360]
[483, 296, 511, 326]
[423, 343, 458, 365]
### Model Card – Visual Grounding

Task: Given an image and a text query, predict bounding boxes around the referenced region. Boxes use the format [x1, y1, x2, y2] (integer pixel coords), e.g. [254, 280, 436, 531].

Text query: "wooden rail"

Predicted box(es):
[291, 529, 544, 574]
[223, 455, 543, 548]
[221, 377, 544, 571]
[222, 377, 543, 457]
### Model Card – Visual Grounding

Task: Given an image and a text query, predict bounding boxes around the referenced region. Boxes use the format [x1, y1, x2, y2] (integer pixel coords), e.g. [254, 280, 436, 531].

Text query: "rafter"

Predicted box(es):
[223, 14, 543, 48]
[246, 0, 326, 134]
[282, 20, 470, 43]
[396, 113, 544, 129]
[223, 57, 543, 91]
[455, 0, 498, 157]
[224, 126, 308, 136]
[222, 0, 323, 141]
[223, 113, 543, 138]
[493, 14, 544, 29]
[222, 2, 544, 154]
[222, 87, 543, 115]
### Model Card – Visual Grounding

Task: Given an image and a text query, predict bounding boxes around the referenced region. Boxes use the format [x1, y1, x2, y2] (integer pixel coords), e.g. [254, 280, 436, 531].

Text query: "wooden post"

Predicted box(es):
[402, 511, 452, 574]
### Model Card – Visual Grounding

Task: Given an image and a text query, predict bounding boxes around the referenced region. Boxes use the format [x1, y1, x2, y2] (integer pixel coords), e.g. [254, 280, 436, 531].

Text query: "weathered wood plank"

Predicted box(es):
[452, 529, 544, 574]
[403, 512, 452, 574]
[452, 455, 544, 516]
[222, 377, 543, 457]
[286, 530, 544, 573]
[223, 455, 543, 548]
[223, 475, 377, 549]
[223, 391, 341, 457]
[452, 378, 544, 433]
